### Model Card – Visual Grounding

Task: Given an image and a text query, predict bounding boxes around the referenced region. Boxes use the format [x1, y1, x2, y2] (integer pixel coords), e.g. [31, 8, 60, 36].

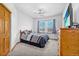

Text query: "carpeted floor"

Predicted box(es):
[8, 40, 58, 56]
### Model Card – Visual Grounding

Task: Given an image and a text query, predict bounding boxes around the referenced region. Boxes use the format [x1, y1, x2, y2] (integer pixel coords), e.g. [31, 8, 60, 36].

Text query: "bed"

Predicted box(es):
[20, 30, 49, 48]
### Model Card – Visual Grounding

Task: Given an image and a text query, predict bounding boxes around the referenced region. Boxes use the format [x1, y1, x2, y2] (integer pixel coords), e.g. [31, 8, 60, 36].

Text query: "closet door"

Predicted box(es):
[0, 16, 5, 55]
[0, 5, 5, 55]
[0, 4, 11, 56]
[4, 9, 10, 55]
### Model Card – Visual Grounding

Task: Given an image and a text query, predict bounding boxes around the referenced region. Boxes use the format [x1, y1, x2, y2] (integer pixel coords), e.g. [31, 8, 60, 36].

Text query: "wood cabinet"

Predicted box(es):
[59, 28, 79, 56]
[0, 4, 11, 56]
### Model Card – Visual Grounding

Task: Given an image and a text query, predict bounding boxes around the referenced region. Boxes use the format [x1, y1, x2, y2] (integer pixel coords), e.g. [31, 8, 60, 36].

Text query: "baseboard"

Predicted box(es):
[7, 42, 20, 55]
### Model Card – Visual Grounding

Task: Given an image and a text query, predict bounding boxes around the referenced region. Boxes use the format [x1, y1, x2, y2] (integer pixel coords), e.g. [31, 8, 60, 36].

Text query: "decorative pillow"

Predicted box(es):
[24, 30, 32, 34]
[21, 30, 32, 40]
[21, 33, 27, 40]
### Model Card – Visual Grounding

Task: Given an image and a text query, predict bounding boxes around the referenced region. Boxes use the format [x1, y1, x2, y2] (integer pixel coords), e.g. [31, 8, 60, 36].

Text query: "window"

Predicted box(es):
[39, 20, 45, 32]
[46, 20, 53, 33]
[38, 20, 54, 33]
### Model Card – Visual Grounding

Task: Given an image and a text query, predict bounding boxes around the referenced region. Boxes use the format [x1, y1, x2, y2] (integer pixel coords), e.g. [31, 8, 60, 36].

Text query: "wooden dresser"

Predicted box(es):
[0, 4, 11, 56]
[59, 28, 79, 56]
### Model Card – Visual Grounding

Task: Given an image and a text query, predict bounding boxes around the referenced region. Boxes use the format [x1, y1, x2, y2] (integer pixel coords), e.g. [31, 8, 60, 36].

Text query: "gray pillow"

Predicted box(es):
[23, 30, 32, 39]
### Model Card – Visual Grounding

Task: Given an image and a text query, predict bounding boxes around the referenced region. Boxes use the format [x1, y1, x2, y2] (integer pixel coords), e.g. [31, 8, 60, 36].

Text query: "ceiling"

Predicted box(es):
[14, 3, 67, 18]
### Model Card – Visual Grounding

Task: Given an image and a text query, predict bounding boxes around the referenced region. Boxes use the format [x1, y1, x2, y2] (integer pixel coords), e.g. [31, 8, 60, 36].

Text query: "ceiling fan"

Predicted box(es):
[33, 8, 46, 16]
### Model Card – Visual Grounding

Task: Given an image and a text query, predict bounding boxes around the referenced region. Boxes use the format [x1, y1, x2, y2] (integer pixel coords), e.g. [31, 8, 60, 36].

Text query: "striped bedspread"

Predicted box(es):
[20, 31, 49, 47]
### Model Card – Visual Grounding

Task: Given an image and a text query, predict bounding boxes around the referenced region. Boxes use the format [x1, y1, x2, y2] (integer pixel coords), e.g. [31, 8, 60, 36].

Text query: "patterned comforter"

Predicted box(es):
[20, 30, 49, 47]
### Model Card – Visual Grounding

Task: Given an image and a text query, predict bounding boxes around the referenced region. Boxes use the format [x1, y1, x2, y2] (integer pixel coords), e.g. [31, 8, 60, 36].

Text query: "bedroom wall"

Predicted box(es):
[72, 3, 79, 24]
[3, 3, 20, 50]
[32, 14, 62, 39]
[18, 11, 33, 31]
[76, 8, 79, 23]
[3, 3, 34, 50]
[33, 14, 62, 33]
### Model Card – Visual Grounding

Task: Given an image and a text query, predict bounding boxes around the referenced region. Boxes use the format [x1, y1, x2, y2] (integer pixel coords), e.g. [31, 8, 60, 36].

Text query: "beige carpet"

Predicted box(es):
[8, 40, 58, 56]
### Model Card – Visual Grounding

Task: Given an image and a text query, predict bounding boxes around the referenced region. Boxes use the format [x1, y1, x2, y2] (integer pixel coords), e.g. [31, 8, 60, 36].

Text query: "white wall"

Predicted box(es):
[3, 3, 34, 50]
[76, 8, 79, 23]
[33, 14, 62, 33]
[18, 12, 33, 31]
[3, 3, 20, 50]
[53, 14, 62, 31]
[32, 14, 62, 40]
[72, 3, 79, 24]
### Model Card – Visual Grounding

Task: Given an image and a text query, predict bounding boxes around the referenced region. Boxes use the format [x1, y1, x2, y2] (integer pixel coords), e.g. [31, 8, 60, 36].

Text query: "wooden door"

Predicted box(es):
[0, 5, 4, 34]
[0, 5, 5, 56]
[0, 4, 11, 56]
[0, 5, 4, 55]
[4, 9, 10, 55]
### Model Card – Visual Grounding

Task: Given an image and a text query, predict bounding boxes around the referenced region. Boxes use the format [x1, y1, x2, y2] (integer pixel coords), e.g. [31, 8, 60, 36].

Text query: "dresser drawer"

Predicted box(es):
[61, 49, 79, 56]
